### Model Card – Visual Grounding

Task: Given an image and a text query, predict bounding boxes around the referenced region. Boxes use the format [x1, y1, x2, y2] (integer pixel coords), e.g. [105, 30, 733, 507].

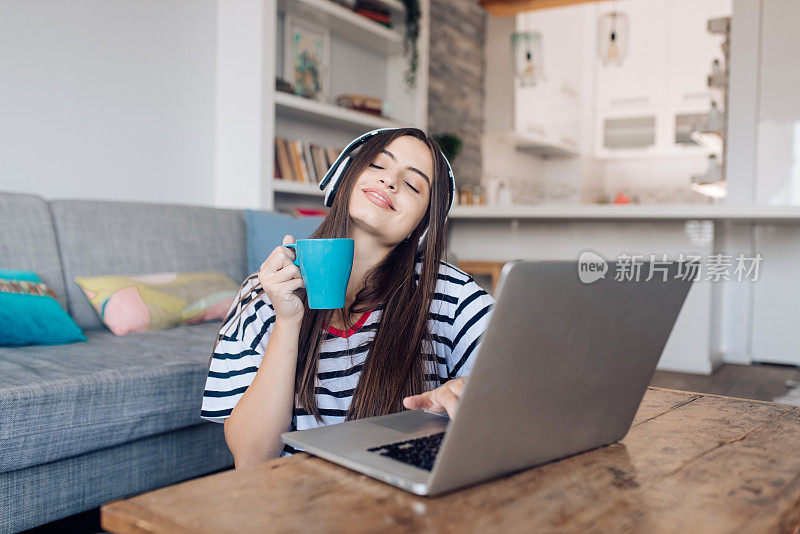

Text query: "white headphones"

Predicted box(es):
[318, 127, 456, 214]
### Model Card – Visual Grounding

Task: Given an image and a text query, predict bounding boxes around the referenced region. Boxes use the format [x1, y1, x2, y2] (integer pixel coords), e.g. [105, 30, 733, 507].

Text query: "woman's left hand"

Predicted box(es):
[402, 377, 467, 418]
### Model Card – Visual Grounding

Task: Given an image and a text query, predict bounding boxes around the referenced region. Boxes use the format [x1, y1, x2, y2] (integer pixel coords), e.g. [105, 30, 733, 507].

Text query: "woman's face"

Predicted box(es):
[348, 135, 433, 246]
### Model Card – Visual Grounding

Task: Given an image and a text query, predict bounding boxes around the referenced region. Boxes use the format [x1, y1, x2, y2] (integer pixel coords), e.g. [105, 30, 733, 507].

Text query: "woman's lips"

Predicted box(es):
[363, 188, 394, 211]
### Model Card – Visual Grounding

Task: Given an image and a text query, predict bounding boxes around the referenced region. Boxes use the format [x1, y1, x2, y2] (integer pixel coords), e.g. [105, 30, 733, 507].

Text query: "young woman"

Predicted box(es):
[201, 128, 495, 468]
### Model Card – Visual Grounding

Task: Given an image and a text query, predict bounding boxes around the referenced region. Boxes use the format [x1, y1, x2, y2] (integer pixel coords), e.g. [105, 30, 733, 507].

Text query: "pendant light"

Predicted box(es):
[598, 3, 628, 66]
[511, 15, 543, 87]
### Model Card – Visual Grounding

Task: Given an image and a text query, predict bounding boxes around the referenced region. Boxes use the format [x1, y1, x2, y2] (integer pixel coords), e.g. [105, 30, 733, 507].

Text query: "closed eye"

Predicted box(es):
[371, 162, 419, 193]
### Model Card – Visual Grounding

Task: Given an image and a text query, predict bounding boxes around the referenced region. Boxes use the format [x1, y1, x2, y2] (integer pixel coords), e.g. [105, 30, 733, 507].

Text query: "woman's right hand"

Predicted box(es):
[258, 235, 306, 325]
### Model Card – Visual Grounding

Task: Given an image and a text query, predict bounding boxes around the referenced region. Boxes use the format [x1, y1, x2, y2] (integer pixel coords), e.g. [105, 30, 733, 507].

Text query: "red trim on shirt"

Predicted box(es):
[325, 309, 373, 338]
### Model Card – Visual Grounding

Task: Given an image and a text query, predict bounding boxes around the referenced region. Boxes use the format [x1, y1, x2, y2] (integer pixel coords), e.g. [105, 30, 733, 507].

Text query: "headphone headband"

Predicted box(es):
[318, 127, 456, 213]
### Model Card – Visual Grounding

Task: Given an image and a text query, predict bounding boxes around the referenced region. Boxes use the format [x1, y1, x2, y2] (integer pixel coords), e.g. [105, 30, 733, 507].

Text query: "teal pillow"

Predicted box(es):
[0, 269, 87, 346]
[243, 210, 325, 274]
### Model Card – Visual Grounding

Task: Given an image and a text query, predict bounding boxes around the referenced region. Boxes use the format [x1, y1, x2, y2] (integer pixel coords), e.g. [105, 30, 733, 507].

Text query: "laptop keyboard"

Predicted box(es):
[367, 432, 445, 471]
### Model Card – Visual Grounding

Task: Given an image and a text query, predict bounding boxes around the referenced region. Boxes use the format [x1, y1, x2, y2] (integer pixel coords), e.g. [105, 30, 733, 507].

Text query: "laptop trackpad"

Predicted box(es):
[372, 410, 449, 434]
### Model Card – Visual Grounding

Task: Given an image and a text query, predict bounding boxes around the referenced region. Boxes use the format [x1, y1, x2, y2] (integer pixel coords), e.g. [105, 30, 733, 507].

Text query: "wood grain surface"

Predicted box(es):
[101, 387, 800, 534]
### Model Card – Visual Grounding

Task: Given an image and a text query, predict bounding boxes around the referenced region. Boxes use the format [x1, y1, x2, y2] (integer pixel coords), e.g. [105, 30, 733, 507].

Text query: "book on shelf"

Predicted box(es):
[326, 146, 341, 169]
[355, 10, 391, 23]
[354, 0, 390, 15]
[302, 142, 318, 182]
[289, 140, 307, 183]
[275, 137, 295, 181]
[274, 136, 346, 186]
[294, 207, 328, 217]
[355, 9, 391, 26]
[308, 143, 319, 180]
[310, 144, 327, 181]
[320, 144, 333, 178]
[286, 138, 302, 182]
[322, 146, 333, 169]
[298, 141, 311, 183]
[354, 0, 391, 26]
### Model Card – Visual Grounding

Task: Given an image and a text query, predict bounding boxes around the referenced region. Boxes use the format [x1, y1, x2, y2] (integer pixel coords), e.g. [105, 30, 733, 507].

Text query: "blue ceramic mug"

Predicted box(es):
[283, 238, 354, 309]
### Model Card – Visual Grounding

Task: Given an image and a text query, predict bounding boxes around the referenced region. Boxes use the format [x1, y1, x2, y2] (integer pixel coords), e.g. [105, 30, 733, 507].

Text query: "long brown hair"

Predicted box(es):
[212, 127, 451, 423]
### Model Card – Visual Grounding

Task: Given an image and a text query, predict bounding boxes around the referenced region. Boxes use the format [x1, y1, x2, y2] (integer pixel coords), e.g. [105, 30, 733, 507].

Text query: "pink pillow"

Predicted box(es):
[74, 271, 238, 335]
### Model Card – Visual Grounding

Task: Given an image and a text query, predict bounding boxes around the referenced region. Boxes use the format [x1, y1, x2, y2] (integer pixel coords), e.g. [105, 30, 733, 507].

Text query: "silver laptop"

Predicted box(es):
[281, 260, 694, 496]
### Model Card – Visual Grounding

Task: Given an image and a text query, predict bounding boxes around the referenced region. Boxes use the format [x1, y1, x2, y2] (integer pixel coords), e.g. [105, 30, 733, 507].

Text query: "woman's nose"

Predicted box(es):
[378, 176, 396, 189]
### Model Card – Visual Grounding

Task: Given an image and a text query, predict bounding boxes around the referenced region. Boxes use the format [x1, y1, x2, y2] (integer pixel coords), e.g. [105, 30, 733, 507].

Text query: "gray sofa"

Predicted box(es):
[0, 192, 254, 533]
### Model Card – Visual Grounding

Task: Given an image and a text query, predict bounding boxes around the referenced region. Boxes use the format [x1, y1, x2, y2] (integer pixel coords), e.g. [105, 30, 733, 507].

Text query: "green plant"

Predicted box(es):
[402, 0, 421, 88]
[433, 133, 463, 161]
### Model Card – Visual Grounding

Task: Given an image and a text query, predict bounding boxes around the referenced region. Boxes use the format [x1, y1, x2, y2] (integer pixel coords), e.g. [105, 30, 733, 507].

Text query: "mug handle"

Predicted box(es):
[283, 243, 300, 266]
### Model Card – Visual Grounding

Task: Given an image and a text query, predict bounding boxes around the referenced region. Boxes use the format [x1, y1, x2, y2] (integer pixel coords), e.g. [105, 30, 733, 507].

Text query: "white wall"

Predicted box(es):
[0, 0, 216, 206]
[214, 0, 274, 211]
[755, 0, 800, 205]
[483, 14, 516, 135]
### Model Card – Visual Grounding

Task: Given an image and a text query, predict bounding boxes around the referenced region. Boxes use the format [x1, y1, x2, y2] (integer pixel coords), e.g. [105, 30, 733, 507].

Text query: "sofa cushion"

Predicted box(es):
[74, 271, 238, 335]
[243, 209, 324, 274]
[49, 199, 247, 330]
[0, 269, 87, 346]
[0, 192, 68, 311]
[0, 321, 223, 474]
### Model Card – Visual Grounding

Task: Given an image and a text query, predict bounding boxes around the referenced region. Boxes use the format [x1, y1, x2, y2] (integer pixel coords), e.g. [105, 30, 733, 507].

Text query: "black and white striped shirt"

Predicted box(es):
[200, 260, 495, 457]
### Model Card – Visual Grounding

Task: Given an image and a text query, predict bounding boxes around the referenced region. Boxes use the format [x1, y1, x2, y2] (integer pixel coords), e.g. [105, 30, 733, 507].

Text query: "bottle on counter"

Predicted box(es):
[485, 179, 500, 206]
[472, 184, 486, 205]
[497, 181, 513, 206]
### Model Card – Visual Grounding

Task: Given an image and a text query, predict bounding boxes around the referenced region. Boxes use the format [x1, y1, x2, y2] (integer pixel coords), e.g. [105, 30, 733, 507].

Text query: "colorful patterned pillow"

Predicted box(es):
[0, 269, 87, 346]
[74, 272, 239, 335]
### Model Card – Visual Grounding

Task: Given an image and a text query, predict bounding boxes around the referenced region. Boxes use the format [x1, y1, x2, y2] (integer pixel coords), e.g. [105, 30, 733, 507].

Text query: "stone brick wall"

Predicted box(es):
[427, 0, 486, 187]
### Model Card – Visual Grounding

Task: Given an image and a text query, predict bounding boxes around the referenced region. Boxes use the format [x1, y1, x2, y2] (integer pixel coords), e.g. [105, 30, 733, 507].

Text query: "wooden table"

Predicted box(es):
[101, 388, 800, 533]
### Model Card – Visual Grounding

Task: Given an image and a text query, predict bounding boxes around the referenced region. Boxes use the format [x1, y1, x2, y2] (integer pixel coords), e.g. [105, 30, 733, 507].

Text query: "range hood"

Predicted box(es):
[481, 0, 600, 16]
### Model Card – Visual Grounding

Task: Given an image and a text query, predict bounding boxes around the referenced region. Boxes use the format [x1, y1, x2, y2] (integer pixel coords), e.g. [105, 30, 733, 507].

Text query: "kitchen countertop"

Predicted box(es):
[448, 204, 800, 221]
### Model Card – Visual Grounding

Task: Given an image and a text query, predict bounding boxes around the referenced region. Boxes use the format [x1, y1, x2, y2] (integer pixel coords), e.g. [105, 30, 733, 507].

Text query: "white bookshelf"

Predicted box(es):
[213, 0, 430, 211]
[278, 0, 403, 54]
[273, 179, 327, 196]
[274, 91, 403, 130]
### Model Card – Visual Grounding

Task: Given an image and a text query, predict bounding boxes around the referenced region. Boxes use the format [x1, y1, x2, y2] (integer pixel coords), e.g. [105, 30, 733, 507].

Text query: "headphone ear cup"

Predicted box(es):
[323, 156, 351, 207]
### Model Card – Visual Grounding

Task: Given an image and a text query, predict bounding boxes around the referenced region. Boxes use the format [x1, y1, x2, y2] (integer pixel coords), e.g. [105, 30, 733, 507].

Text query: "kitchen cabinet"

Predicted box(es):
[595, 0, 668, 111]
[510, 4, 585, 157]
[594, 0, 731, 158]
[515, 81, 580, 154]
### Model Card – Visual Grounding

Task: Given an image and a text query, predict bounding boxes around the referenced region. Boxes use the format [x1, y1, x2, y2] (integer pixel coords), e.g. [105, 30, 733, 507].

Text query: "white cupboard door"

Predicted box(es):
[515, 4, 584, 147]
[750, 223, 800, 366]
[515, 82, 552, 140]
[595, 0, 668, 110]
[595, 105, 661, 158]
